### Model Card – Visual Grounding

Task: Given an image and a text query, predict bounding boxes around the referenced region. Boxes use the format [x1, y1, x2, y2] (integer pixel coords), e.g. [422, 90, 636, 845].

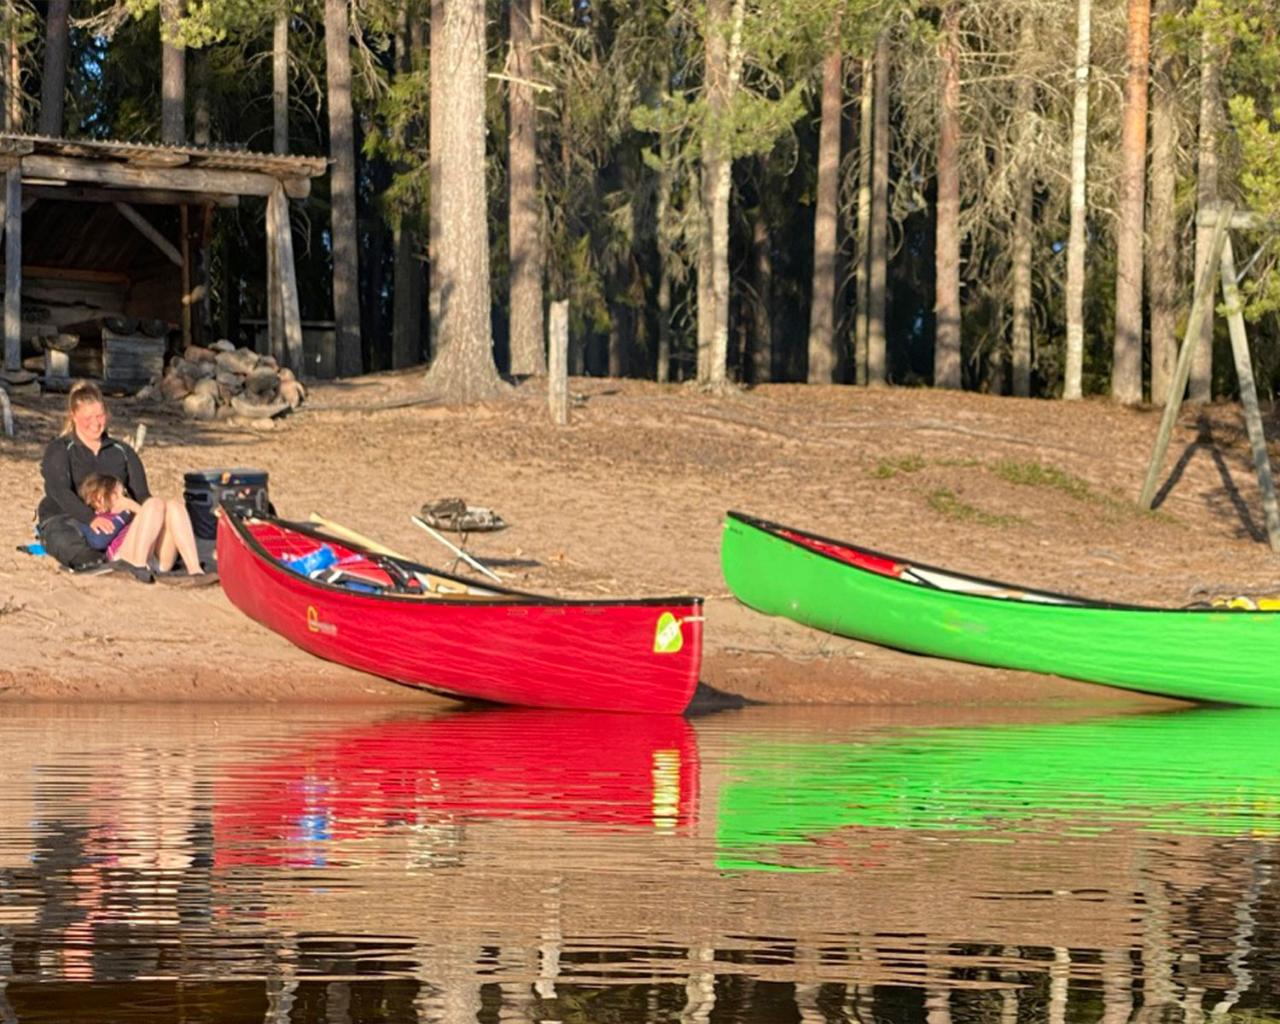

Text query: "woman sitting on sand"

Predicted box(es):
[36, 381, 210, 581]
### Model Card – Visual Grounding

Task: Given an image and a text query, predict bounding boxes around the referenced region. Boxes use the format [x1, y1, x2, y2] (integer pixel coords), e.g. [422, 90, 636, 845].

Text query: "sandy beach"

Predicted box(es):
[3, 373, 1276, 711]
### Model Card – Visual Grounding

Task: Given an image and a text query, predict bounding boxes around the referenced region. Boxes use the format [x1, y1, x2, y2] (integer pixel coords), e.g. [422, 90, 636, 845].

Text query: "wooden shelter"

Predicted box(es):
[0, 134, 326, 389]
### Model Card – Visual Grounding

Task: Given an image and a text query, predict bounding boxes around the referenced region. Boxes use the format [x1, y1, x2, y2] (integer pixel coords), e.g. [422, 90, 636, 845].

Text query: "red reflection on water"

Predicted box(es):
[214, 708, 700, 867]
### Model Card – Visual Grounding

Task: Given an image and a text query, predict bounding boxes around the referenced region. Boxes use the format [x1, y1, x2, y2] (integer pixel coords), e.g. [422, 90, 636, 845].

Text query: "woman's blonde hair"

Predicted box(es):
[78, 472, 121, 513]
[60, 380, 107, 436]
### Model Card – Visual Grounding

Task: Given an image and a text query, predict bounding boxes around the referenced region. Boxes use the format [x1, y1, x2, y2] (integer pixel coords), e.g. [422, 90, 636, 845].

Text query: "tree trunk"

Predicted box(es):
[1189, 18, 1219, 403]
[933, 7, 961, 390]
[422, 0, 505, 402]
[655, 122, 674, 384]
[428, 0, 443, 349]
[1111, 0, 1149, 406]
[1011, 178, 1033, 398]
[853, 56, 873, 387]
[807, 15, 843, 384]
[1010, 13, 1036, 399]
[1063, 0, 1092, 400]
[38, 0, 70, 136]
[4, 1, 18, 130]
[508, 0, 545, 377]
[160, 0, 185, 144]
[699, 0, 745, 387]
[324, 0, 362, 377]
[867, 34, 889, 385]
[1147, 3, 1178, 406]
[273, 3, 289, 154]
[363, 154, 390, 370]
[751, 201, 773, 384]
[392, 5, 423, 369]
[191, 46, 210, 145]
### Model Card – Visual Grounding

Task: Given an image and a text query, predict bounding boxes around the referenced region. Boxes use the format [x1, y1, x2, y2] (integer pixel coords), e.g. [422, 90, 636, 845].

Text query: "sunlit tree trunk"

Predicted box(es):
[1010, 14, 1037, 399]
[38, 0, 70, 136]
[853, 57, 873, 386]
[423, 0, 505, 401]
[699, 0, 745, 387]
[655, 115, 674, 384]
[1111, 0, 1149, 405]
[1063, 0, 1092, 400]
[1189, 15, 1219, 403]
[325, 0, 362, 377]
[508, 0, 545, 377]
[160, 0, 185, 143]
[1147, 2, 1178, 406]
[807, 12, 843, 384]
[933, 6, 961, 390]
[867, 33, 889, 385]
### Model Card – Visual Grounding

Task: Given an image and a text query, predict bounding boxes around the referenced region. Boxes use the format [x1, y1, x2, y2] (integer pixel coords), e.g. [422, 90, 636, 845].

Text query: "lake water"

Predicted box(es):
[1, 702, 1277, 1023]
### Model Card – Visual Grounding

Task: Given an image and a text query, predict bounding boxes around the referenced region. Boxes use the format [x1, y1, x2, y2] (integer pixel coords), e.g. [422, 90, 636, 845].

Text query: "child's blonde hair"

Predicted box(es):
[79, 473, 121, 513]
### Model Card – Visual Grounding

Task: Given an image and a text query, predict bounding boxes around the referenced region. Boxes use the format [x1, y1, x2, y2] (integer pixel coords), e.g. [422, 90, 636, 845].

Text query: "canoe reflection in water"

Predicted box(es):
[214, 707, 700, 869]
[5, 705, 1280, 1023]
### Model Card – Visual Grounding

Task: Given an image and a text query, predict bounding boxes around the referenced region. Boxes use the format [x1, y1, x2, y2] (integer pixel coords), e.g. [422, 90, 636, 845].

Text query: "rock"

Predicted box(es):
[160, 374, 190, 401]
[256, 354, 279, 370]
[230, 395, 288, 420]
[215, 349, 258, 376]
[181, 392, 217, 420]
[184, 345, 216, 364]
[279, 378, 306, 409]
[244, 367, 280, 400]
[188, 359, 216, 381]
[214, 370, 245, 394]
[209, 339, 236, 353]
[192, 377, 220, 400]
[277, 367, 296, 382]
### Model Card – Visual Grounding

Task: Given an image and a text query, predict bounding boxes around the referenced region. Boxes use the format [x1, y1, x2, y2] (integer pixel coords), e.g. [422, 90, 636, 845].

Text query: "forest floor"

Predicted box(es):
[3, 371, 1278, 713]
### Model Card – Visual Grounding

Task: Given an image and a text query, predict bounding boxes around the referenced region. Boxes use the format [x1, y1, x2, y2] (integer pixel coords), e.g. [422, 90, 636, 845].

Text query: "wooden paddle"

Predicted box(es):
[307, 512, 411, 559]
[307, 512, 497, 597]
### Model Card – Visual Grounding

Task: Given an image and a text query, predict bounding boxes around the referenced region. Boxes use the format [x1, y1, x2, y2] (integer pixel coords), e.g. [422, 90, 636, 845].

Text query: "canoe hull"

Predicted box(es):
[721, 511, 1280, 707]
[218, 513, 703, 713]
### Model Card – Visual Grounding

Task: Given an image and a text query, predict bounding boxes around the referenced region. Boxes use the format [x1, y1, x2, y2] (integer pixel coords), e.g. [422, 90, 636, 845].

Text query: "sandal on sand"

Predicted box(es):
[155, 571, 220, 588]
[107, 561, 155, 584]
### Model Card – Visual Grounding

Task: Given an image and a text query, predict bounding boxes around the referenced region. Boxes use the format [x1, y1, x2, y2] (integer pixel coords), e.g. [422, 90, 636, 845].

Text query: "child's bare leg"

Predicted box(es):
[112, 497, 165, 568]
[164, 498, 204, 574]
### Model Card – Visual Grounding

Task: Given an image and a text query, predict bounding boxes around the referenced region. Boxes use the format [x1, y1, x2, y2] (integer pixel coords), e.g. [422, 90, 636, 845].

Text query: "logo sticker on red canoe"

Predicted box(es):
[306, 605, 338, 636]
[653, 612, 683, 654]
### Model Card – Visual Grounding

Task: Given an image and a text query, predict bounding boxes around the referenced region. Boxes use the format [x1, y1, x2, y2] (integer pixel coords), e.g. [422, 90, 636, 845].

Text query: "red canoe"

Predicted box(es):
[216, 511, 704, 713]
[214, 708, 701, 867]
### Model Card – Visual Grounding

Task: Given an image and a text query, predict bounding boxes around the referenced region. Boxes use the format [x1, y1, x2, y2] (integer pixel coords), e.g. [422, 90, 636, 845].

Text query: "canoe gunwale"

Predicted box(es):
[725, 510, 1266, 617]
[224, 509, 703, 612]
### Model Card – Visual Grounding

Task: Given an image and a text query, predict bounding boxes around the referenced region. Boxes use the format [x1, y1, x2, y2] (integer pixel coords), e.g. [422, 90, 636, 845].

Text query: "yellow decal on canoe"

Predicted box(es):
[653, 612, 683, 654]
[306, 605, 338, 636]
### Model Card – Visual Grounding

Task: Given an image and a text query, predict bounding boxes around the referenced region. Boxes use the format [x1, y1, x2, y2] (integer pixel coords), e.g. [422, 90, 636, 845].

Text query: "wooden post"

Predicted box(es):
[0, 383, 11, 436]
[179, 204, 192, 351]
[548, 299, 568, 426]
[1138, 202, 1233, 510]
[1220, 234, 1280, 551]
[269, 183, 305, 373]
[265, 192, 282, 361]
[3, 164, 20, 373]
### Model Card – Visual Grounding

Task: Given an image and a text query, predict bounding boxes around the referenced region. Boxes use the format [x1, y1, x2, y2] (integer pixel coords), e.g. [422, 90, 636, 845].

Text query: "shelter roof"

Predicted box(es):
[0, 133, 327, 179]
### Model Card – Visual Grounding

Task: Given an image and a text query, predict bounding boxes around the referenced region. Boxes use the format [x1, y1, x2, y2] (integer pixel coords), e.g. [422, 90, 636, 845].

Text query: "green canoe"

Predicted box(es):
[720, 510, 1280, 707]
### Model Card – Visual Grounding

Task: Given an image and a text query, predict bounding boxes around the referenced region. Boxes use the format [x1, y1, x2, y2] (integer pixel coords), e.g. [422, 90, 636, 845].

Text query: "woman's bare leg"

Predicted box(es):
[162, 498, 203, 574]
[111, 497, 166, 569]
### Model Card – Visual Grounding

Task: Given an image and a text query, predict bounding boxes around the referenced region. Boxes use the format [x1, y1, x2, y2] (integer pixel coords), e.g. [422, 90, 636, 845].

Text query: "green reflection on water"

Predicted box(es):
[717, 708, 1280, 871]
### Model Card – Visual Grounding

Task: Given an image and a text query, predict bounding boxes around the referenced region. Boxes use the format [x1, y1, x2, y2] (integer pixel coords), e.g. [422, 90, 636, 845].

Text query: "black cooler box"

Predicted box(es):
[184, 468, 272, 541]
